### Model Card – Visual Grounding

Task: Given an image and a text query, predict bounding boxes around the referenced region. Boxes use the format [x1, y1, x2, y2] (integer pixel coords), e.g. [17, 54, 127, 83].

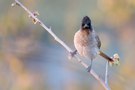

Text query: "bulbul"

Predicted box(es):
[74, 16, 114, 72]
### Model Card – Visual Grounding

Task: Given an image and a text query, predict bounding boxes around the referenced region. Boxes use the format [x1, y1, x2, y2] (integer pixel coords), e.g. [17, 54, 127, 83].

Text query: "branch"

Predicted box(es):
[105, 61, 110, 90]
[105, 61, 109, 84]
[12, 0, 111, 90]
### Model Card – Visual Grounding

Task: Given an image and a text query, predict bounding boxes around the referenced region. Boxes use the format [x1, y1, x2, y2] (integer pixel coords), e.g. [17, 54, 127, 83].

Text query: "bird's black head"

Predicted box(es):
[81, 16, 92, 30]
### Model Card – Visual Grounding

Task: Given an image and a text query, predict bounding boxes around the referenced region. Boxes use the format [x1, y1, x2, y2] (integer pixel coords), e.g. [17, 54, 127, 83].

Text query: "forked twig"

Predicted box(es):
[12, 0, 111, 90]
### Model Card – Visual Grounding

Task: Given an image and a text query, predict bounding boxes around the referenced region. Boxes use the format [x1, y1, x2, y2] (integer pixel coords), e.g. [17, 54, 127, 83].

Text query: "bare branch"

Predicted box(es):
[13, 0, 111, 90]
[105, 61, 110, 90]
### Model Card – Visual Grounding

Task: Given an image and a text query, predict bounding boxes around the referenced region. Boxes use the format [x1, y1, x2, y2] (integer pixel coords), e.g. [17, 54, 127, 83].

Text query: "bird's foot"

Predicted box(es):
[68, 50, 77, 59]
[87, 65, 92, 72]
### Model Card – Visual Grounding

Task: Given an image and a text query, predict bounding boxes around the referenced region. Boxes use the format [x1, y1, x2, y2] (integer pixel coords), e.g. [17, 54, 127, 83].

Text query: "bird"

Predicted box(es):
[73, 16, 114, 72]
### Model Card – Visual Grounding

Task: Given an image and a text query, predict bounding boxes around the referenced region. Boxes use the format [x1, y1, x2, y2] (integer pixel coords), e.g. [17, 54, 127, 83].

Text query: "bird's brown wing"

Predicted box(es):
[95, 35, 101, 49]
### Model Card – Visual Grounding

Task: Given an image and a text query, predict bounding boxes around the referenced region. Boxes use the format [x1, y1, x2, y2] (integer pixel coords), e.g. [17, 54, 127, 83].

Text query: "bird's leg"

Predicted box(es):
[87, 60, 93, 72]
[68, 50, 77, 59]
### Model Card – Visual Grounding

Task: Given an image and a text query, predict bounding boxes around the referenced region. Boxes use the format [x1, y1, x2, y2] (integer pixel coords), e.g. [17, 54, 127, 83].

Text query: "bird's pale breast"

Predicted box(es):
[74, 29, 99, 60]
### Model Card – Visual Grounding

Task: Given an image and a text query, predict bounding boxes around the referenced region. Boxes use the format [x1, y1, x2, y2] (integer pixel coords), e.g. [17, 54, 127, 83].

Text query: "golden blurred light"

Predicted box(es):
[97, 0, 115, 12]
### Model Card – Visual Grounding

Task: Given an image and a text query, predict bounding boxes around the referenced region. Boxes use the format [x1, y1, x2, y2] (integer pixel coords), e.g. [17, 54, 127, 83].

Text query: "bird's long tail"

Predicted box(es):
[99, 51, 114, 62]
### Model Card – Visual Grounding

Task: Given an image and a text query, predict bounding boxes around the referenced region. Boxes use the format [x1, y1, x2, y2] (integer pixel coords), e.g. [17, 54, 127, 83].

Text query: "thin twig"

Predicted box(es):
[13, 0, 111, 90]
[105, 61, 110, 90]
[105, 61, 109, 84]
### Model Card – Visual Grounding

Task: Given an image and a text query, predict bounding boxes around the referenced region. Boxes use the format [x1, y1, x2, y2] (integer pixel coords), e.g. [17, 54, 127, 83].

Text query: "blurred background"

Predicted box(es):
[0, 0, 135, 90]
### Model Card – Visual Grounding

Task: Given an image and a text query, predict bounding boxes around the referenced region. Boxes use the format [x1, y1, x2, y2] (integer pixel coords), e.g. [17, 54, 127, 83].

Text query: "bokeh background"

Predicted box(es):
[0, 0, 135, 90]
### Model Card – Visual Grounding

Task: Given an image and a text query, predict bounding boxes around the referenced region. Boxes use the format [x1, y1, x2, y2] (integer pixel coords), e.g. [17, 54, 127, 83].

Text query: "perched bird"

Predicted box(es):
[74, 16, 114, 72]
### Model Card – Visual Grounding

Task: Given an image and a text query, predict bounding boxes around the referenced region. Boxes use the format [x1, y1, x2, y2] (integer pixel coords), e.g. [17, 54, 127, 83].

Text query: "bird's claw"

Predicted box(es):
[87, 65, 92, 72]
[68, 50, 77, 59]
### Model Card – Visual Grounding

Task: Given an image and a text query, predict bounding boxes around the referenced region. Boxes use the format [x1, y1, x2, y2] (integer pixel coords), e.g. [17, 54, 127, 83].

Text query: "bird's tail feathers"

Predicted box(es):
[99, 51, 114, 62]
